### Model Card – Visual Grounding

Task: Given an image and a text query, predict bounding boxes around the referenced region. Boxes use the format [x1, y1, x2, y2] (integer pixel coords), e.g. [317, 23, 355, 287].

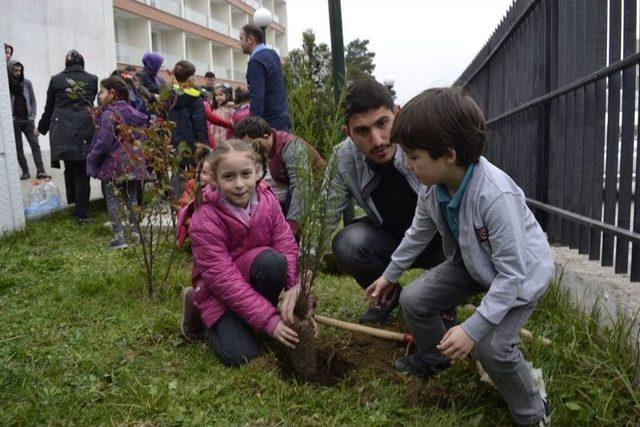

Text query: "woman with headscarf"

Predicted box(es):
[139, 52, 165, 96]
[37, 49, 98, 223]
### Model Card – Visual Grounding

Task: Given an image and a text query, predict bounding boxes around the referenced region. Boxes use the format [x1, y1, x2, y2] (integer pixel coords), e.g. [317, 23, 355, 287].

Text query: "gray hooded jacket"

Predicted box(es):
[382, 157, 555, 342]
[8, 60, 37, 121]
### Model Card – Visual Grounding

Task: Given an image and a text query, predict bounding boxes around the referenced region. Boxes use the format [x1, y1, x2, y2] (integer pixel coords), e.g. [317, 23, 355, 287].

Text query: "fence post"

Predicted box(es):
[535, 0, 554, 229]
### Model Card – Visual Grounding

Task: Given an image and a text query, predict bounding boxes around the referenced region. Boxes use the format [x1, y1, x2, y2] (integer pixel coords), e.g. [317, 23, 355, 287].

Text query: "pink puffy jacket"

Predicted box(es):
[182, 181, 298, 336]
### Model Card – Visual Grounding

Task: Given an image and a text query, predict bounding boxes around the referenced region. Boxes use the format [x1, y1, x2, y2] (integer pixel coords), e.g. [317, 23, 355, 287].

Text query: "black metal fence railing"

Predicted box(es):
[456, 0, 640, 281]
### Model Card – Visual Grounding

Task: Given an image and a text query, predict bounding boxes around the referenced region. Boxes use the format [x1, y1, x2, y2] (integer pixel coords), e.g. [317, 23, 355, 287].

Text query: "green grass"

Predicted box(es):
[1, 204, 639, 425]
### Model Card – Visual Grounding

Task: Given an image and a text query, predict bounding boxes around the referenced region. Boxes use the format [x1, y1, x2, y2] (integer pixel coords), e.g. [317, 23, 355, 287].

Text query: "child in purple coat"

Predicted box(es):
[177, 139, 301, 366]
[86, 76, 148, 249]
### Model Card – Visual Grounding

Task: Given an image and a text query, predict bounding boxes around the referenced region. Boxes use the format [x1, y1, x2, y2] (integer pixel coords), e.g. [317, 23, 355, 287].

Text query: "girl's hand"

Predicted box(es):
[273, 320, 298, 348]
[437, 325, 475, 360]
[364, 276, 395, 307]
[280, 285, 300, 325]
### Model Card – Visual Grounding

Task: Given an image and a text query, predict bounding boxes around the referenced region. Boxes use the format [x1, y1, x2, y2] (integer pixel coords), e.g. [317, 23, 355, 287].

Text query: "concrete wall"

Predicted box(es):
[0, 0, 117, 154]
[0, 38, 25, 235]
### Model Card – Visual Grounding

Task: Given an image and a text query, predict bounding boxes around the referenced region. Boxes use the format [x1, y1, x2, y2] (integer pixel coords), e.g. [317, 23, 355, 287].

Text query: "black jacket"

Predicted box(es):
[38, 64, 98, 162]
[167, 86, 207, 165]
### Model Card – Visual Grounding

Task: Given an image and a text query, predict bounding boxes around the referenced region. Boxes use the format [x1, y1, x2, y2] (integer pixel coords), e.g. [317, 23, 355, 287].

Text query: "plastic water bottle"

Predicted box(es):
[28, 180, 45, 205]
[43, 179, 61, 208]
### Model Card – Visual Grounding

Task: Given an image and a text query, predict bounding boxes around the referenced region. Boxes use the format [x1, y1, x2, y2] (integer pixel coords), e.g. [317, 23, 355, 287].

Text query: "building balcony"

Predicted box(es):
[210, 19, 230, 36]
[231, 26, 242, 40]
[116, 43, 148, 65]
[212, 65, 232, 80]
[242, 0, 260, 9]
[150, 0, 181, 16]
[160, 52, 182, 68]
[190, 59, 210, 76]
[184, 6, 208, 27]
[233, 69, 246, 82]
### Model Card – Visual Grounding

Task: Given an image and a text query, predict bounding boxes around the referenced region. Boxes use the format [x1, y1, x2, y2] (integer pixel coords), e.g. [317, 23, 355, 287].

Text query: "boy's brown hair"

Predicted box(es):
[390, 87, 486, 167]
[173, 60, 196, 83]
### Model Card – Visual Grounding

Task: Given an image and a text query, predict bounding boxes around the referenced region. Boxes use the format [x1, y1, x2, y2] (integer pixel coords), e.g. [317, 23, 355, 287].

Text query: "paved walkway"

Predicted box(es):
[19, 150, 103, 209]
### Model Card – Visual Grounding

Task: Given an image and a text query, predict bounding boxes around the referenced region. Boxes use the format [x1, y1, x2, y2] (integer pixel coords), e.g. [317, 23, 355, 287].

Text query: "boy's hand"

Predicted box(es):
[279, 285, 300, 325]
[437, 325, 475, 360]
[365, 276, 395, 307]
[273, 320, 299, 348]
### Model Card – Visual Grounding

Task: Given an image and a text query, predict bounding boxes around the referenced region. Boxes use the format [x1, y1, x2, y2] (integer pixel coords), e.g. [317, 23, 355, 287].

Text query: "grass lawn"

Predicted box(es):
[1, 204, 639, 425]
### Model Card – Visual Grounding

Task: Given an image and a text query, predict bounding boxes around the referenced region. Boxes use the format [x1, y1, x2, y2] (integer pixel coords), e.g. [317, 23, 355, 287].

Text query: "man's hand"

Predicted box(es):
[273, 320, 299, 348]
[280, 285, 300, 325]
[364, 276, 395, 307]
[437, 325, 475, 361]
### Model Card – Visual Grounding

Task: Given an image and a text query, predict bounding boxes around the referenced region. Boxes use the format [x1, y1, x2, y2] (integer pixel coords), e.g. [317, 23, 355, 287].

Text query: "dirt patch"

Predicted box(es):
[276, 342, 353, 386]
[273, 326, 409, 386]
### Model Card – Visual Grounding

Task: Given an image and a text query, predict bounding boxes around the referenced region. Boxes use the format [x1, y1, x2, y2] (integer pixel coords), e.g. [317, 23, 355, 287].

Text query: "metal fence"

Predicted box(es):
[456, 0, 640, 281]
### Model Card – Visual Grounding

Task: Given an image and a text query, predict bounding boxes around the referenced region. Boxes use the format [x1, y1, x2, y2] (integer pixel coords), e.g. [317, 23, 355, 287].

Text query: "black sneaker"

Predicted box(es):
[394, 354, 450, 380]
[359, 283, 401, 324]
[36, 172, 51, 179]
[20, 172, 30, 180]
[108, 235, 128, 250]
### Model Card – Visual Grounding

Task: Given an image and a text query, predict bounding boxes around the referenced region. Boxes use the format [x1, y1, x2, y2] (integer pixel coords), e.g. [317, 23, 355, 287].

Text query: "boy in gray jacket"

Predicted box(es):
[366, 87, 553, 426]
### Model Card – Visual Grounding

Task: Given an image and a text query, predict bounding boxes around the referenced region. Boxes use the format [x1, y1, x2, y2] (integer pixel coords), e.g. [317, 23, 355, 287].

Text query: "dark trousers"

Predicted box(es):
[63, 160, 91, 220]
[331, 218, 445, 289]
[206, 249, 287, 367]
[13, 119, 44, 174]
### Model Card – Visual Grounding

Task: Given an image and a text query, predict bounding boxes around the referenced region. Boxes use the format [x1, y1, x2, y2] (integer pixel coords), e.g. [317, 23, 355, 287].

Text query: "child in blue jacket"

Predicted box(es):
[366, 87, 553, 426]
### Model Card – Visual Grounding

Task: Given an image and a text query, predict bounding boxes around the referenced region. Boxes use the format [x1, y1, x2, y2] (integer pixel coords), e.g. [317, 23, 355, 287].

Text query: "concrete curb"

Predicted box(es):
[552, 246, 640, 348]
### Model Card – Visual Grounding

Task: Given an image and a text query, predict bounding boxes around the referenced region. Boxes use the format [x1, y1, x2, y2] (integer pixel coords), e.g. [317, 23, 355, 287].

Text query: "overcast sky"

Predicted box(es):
[286, 0, 514, 104]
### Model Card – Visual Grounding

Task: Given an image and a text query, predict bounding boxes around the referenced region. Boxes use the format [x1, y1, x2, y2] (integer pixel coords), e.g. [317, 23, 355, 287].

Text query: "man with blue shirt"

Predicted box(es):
[239, 24, 290, 131]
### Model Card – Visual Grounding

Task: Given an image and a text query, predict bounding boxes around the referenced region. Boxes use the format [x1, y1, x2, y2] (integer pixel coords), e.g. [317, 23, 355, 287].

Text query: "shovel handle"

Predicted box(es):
[314, 314, 413, 344]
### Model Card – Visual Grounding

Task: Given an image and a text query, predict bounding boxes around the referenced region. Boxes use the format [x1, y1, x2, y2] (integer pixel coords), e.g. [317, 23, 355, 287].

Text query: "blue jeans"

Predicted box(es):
[399, 261, 546, 425]
[206, 249, 287, 367]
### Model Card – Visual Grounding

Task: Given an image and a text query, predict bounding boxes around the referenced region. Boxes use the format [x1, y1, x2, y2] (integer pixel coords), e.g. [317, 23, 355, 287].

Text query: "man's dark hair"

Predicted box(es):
[234, 87, 250, 104]
[233, 116, 272, 139]
[343, 79, 395, 123]
[204, 71, 215, 79]
[4, 43, 13, 54]
[173, 60, 196, 83]
[390, 87, 486, 167]
[100, 76, 130, 102]
[242, 23, 265, 45]
[124, 64, 138, 73]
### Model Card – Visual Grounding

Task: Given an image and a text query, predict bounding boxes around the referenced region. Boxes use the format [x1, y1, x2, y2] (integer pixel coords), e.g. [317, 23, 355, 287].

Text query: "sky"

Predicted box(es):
[285, 0, 514, 104]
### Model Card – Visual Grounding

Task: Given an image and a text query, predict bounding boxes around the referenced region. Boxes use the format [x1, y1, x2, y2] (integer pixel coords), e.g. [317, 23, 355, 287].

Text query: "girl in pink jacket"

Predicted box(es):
[178, 139, 300, 366]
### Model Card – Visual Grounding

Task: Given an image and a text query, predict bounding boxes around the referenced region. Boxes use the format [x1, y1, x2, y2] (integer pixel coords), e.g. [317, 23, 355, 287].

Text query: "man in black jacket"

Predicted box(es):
[240, 24, 290, 131]
[10, 61, 50, 180]
[37, 50, 98, 222]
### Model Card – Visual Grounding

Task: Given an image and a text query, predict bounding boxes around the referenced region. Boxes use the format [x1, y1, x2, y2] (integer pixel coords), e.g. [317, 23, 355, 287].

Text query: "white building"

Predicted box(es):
[0, 0, 288, 233]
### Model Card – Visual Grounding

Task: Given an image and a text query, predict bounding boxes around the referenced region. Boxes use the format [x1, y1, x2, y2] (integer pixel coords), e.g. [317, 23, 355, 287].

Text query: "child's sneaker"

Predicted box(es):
[394, 353, 450, 380]
[108, 234, 128, 250]
[181, 287, 205, 341]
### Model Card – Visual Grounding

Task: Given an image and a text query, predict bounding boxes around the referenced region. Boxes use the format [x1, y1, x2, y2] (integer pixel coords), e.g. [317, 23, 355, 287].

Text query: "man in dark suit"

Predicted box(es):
[239, 23, 290, 131]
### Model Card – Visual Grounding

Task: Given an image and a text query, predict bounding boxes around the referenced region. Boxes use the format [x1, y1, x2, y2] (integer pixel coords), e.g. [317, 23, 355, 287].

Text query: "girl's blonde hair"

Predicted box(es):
[195, 139, 270, 206]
